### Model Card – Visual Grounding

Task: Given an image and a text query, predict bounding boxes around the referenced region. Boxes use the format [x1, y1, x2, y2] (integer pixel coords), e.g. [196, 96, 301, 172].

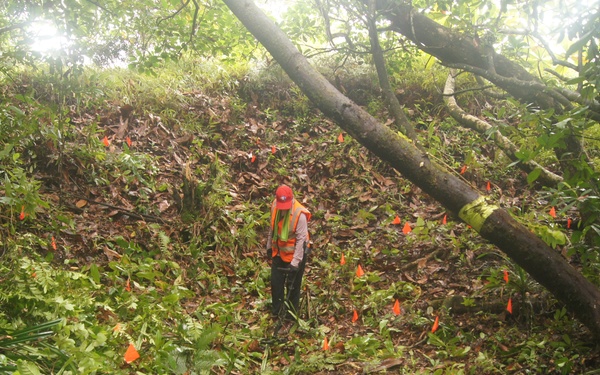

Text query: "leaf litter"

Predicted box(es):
[13, 85, 600, 373]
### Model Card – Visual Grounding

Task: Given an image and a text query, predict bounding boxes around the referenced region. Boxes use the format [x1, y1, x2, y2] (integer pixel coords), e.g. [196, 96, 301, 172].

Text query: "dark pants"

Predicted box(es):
[271, 256, 306, 320]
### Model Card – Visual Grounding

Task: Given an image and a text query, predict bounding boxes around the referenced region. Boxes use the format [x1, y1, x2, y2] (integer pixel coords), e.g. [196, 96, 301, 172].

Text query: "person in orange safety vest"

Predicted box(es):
[266, 184, 311, 320]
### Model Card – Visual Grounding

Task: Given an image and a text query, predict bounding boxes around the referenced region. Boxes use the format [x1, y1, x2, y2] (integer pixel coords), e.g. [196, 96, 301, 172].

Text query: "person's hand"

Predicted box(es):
[289, 264, 299, 273]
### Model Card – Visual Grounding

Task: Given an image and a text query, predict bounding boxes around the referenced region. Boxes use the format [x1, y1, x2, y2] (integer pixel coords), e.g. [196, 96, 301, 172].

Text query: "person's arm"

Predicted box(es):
[290, 213, 308, 267]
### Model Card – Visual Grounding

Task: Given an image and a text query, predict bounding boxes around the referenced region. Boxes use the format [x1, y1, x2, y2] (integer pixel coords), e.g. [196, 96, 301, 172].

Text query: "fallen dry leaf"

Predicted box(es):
[366, 358, 404, 373]
[103, 246, 122, 260]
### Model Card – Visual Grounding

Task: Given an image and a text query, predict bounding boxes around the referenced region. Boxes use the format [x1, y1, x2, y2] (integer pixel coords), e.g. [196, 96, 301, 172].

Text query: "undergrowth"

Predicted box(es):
[0, 59, 599, 374]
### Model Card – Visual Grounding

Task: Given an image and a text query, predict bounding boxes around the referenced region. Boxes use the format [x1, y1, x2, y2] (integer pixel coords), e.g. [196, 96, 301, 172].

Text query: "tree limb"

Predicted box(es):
[445, 62, 600, 122]
[189, 0, 200, 43]
[444, 70, 563, 188]
[474, 76, 508, 99]
[157, 0, 192, 25]
[527, 30, 579, 71]
[545, 68, 572, 82]
[373, 0, 600, 122]
[367, 0, 417, 141]
[444, 62, 572, 107]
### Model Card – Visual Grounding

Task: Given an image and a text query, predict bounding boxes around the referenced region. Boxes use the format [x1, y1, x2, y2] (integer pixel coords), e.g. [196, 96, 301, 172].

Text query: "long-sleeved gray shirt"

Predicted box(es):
[267, 211, 308, 267]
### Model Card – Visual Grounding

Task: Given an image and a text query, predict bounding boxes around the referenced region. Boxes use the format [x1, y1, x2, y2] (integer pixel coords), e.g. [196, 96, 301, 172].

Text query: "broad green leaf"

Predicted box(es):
[16, 360, 41, 375]
[0, 144, 13, 160]
[527, 168, 542, 185]
[90, 264, 101, 284]
[8, 105, 25, 116]
[565, 30, 594, 57]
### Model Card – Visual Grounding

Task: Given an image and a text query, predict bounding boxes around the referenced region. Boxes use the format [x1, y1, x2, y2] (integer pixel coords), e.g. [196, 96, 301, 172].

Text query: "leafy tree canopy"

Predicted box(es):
[1, 0, 598, 96]
[0, 0, 257, 72]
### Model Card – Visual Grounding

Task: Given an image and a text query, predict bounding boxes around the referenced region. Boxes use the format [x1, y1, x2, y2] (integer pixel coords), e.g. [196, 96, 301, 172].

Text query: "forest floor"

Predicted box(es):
[7, 76, 600, 374]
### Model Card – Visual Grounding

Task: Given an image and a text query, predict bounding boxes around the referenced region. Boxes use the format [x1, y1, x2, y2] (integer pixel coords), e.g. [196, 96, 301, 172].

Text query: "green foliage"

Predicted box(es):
[540, 181, 600, 283]
[0, 2, 599, 369]
[0, 166, 49, 225]
[0, 243, 225, 374]
[427, 331, 471, 359]
[0, 319, 64, 373]
[280, 1, 325, 48]
[1, 0, 257, 75]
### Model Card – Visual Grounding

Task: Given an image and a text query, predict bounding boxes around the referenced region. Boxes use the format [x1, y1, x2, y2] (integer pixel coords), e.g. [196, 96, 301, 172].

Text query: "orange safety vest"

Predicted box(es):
[270, 199, 311, 262]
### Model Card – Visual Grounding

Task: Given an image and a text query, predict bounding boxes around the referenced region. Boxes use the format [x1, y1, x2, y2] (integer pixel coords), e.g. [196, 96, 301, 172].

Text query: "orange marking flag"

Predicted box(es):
[391, 215, 401, 225]
[356, 265, 365, 277]
[352, 310, 359, 323]
[340, 253, 346, 265]
[337, 133, 344, 143]
[567, 218, 572, 229]
[402, 222, 412, 234]
[503, 269, 509, 284]
[124, 343, 140, 364]
[125, 278, 131, 292]
[431, 316, 439, 333]
[322, 336, 329, 350]
[271, 145, 276, 154]
[250, 153, 256, 163]
[19, 206, 26, 221]
[103, 136, 110, 147]
[51, 236, 57, 251]
[442, 214, 447, 225]
[460, 165, 467, 175]
[393, 299, 401, 316]
[486, 181, 491, 191]
[126, 136, 132, 147]
[549, 206, 556, 218]
[506, 298, 513, 314]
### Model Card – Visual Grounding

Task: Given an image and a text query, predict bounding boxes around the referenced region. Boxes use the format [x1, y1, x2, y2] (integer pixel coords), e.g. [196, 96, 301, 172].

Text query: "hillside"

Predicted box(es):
[1, 63, 598, 374]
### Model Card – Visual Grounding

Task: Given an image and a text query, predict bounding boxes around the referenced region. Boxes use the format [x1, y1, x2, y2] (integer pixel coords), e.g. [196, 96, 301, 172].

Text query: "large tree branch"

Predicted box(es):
[445, 62, 600, 121]
[223, 0, 600, 341]
[444, 62, 574, 109]
[444, 70, 563, 187]
[372, 0, 558, 108]
[373, 0, 600, 122]
[367, 0, 417, 141]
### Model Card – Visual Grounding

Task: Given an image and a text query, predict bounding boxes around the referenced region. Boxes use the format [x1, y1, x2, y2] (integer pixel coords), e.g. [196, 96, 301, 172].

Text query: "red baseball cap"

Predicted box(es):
[275, 185, 294, 210]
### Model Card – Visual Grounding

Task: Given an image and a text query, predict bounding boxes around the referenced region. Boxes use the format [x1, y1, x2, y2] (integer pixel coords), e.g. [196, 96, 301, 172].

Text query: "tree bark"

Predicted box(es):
[221, 0, 600, 342]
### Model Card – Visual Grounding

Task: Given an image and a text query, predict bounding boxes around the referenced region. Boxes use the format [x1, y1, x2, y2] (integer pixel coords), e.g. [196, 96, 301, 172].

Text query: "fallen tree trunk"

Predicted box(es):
[222, 0, 600, 342]
[430, 295, 550, 315]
